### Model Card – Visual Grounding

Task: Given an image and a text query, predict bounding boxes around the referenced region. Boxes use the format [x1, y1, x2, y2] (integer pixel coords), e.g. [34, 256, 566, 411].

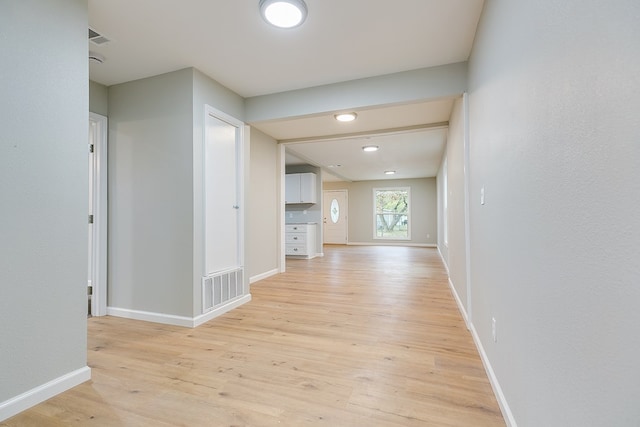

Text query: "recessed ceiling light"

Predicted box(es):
[335, 112, 357, 122]
[259, 0, 308, 29]
[384, 170, 396, 175]
[362, 145, 379, 152]
[327, 164, 342, 168]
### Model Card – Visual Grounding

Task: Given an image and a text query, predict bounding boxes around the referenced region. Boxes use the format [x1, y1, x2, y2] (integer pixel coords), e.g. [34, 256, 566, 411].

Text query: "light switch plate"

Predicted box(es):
[480, 186, 485, 205]
[492, 317, 497, 342]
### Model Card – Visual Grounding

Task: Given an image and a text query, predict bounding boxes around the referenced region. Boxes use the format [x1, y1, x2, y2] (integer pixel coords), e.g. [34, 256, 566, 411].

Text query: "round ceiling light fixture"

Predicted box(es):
[384, 170, 396, 175]
[334, 112, 358, 122]
[260, 0, 308, 29]
[362, 145, 379, 152]
[89, 51, 105, 64]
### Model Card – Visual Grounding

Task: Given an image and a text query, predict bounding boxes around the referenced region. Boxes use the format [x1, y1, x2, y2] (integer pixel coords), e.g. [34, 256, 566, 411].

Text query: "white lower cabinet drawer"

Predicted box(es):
[285, 245, 306, 255]
[285, 233, 306, 244]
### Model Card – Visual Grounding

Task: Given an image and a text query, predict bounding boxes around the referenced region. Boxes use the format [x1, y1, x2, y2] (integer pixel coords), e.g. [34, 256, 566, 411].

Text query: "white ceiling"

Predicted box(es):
[285, 126, 449, 182]
[266, 99, 454, 181]
[88, 0, 484, 181]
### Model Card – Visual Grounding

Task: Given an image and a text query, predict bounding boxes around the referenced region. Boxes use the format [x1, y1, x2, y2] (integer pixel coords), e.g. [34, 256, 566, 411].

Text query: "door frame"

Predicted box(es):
[463, 92, 472, 321]
[89, 112, 108, 316]
[202, 105, 245, 277]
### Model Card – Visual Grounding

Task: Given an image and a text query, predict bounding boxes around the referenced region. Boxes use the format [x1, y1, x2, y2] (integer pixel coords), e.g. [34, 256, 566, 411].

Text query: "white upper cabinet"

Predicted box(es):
[285, 173, 317, 204]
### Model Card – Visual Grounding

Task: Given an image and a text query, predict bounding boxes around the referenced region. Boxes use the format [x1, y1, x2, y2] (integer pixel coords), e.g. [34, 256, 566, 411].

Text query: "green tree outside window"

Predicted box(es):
[374, 188, 410, 239]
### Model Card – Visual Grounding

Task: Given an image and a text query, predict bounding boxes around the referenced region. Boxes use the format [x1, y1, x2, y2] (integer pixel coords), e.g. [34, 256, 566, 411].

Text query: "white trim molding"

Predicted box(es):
[447, 277, 469, 328]
[437, 245, 450, 275]
[348, 242, 436, 248]
[0, 366, 91, 422]
[193, 294, 251, 327]
[107, 307, 195, 328]
[250, 268, 279, 284]
[88, 112, 108, 317]
[469, 323, 518, 427]
[107, 294, 252, 329]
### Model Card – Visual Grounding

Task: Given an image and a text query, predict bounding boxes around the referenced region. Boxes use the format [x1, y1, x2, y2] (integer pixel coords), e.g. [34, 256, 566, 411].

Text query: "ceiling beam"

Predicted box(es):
[278, 122, 449, 145]
[245, 62, 468, 123]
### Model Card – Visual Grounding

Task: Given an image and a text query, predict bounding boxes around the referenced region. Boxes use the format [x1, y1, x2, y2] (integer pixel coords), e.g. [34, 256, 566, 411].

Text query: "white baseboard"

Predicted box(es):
[193, 294, 251, 327]
[438, 247, 515, 426]
[250, 269, 279, 284]
[468, 323, 518, 427]
[107, 294, 252, 328]
[347, 242, 437, 248]
[437, 245, 450, 275]
[0, 366, 91, 422]
[107, 306, 194, 327]
[447, 277, 469, 328]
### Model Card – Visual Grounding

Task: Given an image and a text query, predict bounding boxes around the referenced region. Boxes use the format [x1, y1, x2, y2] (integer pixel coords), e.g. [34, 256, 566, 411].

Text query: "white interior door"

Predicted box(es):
[323, 190, 348, 244]
[204, 107, 244, 275]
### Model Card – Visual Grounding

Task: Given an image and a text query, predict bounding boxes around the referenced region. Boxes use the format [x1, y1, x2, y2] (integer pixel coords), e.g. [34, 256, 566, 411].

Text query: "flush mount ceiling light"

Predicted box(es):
[384, 170, 396, 175]
[260, 0, 308, 29]
[88, 51, 105, 64]
[334, 112, 357, 122]
[362, 145, 379, 152]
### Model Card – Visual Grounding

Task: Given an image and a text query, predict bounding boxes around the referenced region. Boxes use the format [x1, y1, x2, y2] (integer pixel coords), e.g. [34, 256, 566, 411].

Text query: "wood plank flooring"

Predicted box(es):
[2, 245, 505, 426]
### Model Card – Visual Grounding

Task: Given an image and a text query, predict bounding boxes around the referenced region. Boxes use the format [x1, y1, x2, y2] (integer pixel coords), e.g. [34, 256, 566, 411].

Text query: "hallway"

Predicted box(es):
[3, 246, 504, 426]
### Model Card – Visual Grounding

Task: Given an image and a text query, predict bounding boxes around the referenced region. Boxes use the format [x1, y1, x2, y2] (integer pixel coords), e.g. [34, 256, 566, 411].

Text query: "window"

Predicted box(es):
[330, 198, 340, 223]
[374, 187, 410, 240]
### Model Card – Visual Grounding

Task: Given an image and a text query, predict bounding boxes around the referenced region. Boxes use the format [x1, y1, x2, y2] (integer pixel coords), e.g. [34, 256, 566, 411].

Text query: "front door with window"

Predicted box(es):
[323, 190, 348, 244]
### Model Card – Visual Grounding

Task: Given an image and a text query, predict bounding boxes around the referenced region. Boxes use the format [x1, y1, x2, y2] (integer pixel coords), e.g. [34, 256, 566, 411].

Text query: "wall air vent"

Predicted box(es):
[202, 268, 244, 312]
[89, 27, 111, 45]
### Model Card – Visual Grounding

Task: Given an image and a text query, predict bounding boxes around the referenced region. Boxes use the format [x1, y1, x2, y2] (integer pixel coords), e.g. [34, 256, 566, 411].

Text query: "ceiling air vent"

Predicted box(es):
[89, 27, 111, 45]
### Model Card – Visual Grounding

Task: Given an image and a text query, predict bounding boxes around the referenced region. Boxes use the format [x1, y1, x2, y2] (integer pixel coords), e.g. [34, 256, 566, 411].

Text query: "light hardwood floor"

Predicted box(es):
[3, 245, 505, 426]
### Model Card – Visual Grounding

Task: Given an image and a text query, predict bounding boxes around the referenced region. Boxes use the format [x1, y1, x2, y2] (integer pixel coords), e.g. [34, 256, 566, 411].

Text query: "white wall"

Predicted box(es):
[0, 0, 89, 417]
[191, 68, 247, 315]
[248, 129, 280, 279]
[108, 69, 194, 317]
[108, 67, 249, 321]
[324, 178, 437, 245]
[89, 80, 108, 116]
[468, 1, 640, 425]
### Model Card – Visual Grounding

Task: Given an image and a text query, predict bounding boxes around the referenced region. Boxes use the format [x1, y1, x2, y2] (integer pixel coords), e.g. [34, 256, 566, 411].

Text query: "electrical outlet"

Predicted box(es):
[491, 317, 497, 342]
